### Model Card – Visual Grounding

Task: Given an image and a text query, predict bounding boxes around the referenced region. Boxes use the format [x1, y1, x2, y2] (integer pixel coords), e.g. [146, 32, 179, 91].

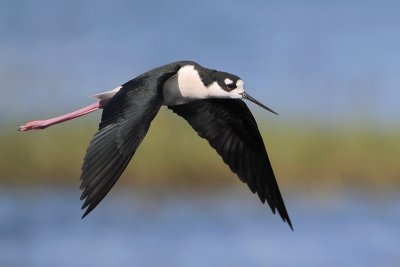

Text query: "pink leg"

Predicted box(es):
[19, 101, 105, 131]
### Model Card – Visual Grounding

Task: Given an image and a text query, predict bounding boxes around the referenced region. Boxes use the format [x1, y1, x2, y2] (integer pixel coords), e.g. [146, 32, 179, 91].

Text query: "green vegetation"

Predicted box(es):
[2, 109, 399, 191]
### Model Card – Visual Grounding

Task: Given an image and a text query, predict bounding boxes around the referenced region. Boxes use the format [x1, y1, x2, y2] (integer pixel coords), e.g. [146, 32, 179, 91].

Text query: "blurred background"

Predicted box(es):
[1, 0, 399, 266]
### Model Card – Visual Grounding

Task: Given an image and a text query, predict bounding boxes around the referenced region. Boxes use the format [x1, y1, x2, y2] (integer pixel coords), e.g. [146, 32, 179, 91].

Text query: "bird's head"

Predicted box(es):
[169, 64, 278, 114]
[207, 70, 278, 115]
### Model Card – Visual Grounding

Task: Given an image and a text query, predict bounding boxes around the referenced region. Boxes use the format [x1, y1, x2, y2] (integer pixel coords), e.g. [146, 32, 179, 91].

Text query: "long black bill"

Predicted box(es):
[240, 92, 278, 115]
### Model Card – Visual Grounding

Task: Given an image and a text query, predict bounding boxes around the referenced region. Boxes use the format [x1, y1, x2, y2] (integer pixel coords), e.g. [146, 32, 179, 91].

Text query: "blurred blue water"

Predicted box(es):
[0, 188, 398, 267]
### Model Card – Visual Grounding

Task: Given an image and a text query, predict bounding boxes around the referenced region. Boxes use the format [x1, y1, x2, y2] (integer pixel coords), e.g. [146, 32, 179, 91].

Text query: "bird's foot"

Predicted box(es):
[18, 121, 50, 131]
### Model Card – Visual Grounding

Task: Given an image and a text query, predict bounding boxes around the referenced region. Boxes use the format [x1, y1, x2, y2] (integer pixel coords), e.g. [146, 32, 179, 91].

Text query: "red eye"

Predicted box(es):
[227, 83, 236, 90]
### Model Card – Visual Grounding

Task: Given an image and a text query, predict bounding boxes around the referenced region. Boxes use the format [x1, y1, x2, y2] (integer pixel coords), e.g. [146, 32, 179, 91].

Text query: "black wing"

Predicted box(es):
[80, 65, 180, 217]
[169, 99, 292, 229]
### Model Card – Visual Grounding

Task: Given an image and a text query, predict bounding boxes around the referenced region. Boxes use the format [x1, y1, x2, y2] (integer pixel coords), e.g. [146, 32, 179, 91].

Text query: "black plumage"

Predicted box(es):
[80, 63, 180, 217]
[169, 99, 292, 229]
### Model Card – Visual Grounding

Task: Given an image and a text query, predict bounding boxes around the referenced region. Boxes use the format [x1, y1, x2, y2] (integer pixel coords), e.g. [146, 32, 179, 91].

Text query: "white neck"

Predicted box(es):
[163, 65, 206, 106]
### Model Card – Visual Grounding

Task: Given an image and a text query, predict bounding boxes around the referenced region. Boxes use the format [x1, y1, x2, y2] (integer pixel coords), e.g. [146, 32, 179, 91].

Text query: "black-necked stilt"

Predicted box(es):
[19, 61, 292, 229]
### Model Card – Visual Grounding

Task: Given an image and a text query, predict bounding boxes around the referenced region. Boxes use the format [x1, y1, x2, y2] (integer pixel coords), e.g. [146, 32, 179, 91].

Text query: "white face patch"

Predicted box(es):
[224, 78, 233, 85]
[225, 79, 245, 99]
[236, 80, 244, 88]
[206, 78, 245, 99]
[207, 82, 241, 99]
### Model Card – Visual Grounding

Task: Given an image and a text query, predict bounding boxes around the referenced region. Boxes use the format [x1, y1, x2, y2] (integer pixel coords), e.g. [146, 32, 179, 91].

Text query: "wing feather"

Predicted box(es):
[79, 61, 185, 217]
[169, 99, 292, 229]
[80, 77, 162, 217]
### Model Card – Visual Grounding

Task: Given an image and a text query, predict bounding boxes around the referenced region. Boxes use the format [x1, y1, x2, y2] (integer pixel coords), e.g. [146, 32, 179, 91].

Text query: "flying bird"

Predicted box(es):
[19, 61, 292, 229]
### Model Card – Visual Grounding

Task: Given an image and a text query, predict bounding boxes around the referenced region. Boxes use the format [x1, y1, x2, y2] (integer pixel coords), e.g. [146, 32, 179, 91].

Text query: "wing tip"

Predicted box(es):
[265, 194, 294, 230]
[273, 199, 293, 231]
[81, 211, 89, 219]
[283, 215, 294, 231]
[80, 191, 94, 219]
[81, 203, 94, 219]
[276, 204, 293, 231]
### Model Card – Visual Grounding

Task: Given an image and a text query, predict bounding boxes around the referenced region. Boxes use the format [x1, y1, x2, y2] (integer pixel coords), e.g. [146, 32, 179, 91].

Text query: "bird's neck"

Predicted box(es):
[162, 65, 209, 106]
